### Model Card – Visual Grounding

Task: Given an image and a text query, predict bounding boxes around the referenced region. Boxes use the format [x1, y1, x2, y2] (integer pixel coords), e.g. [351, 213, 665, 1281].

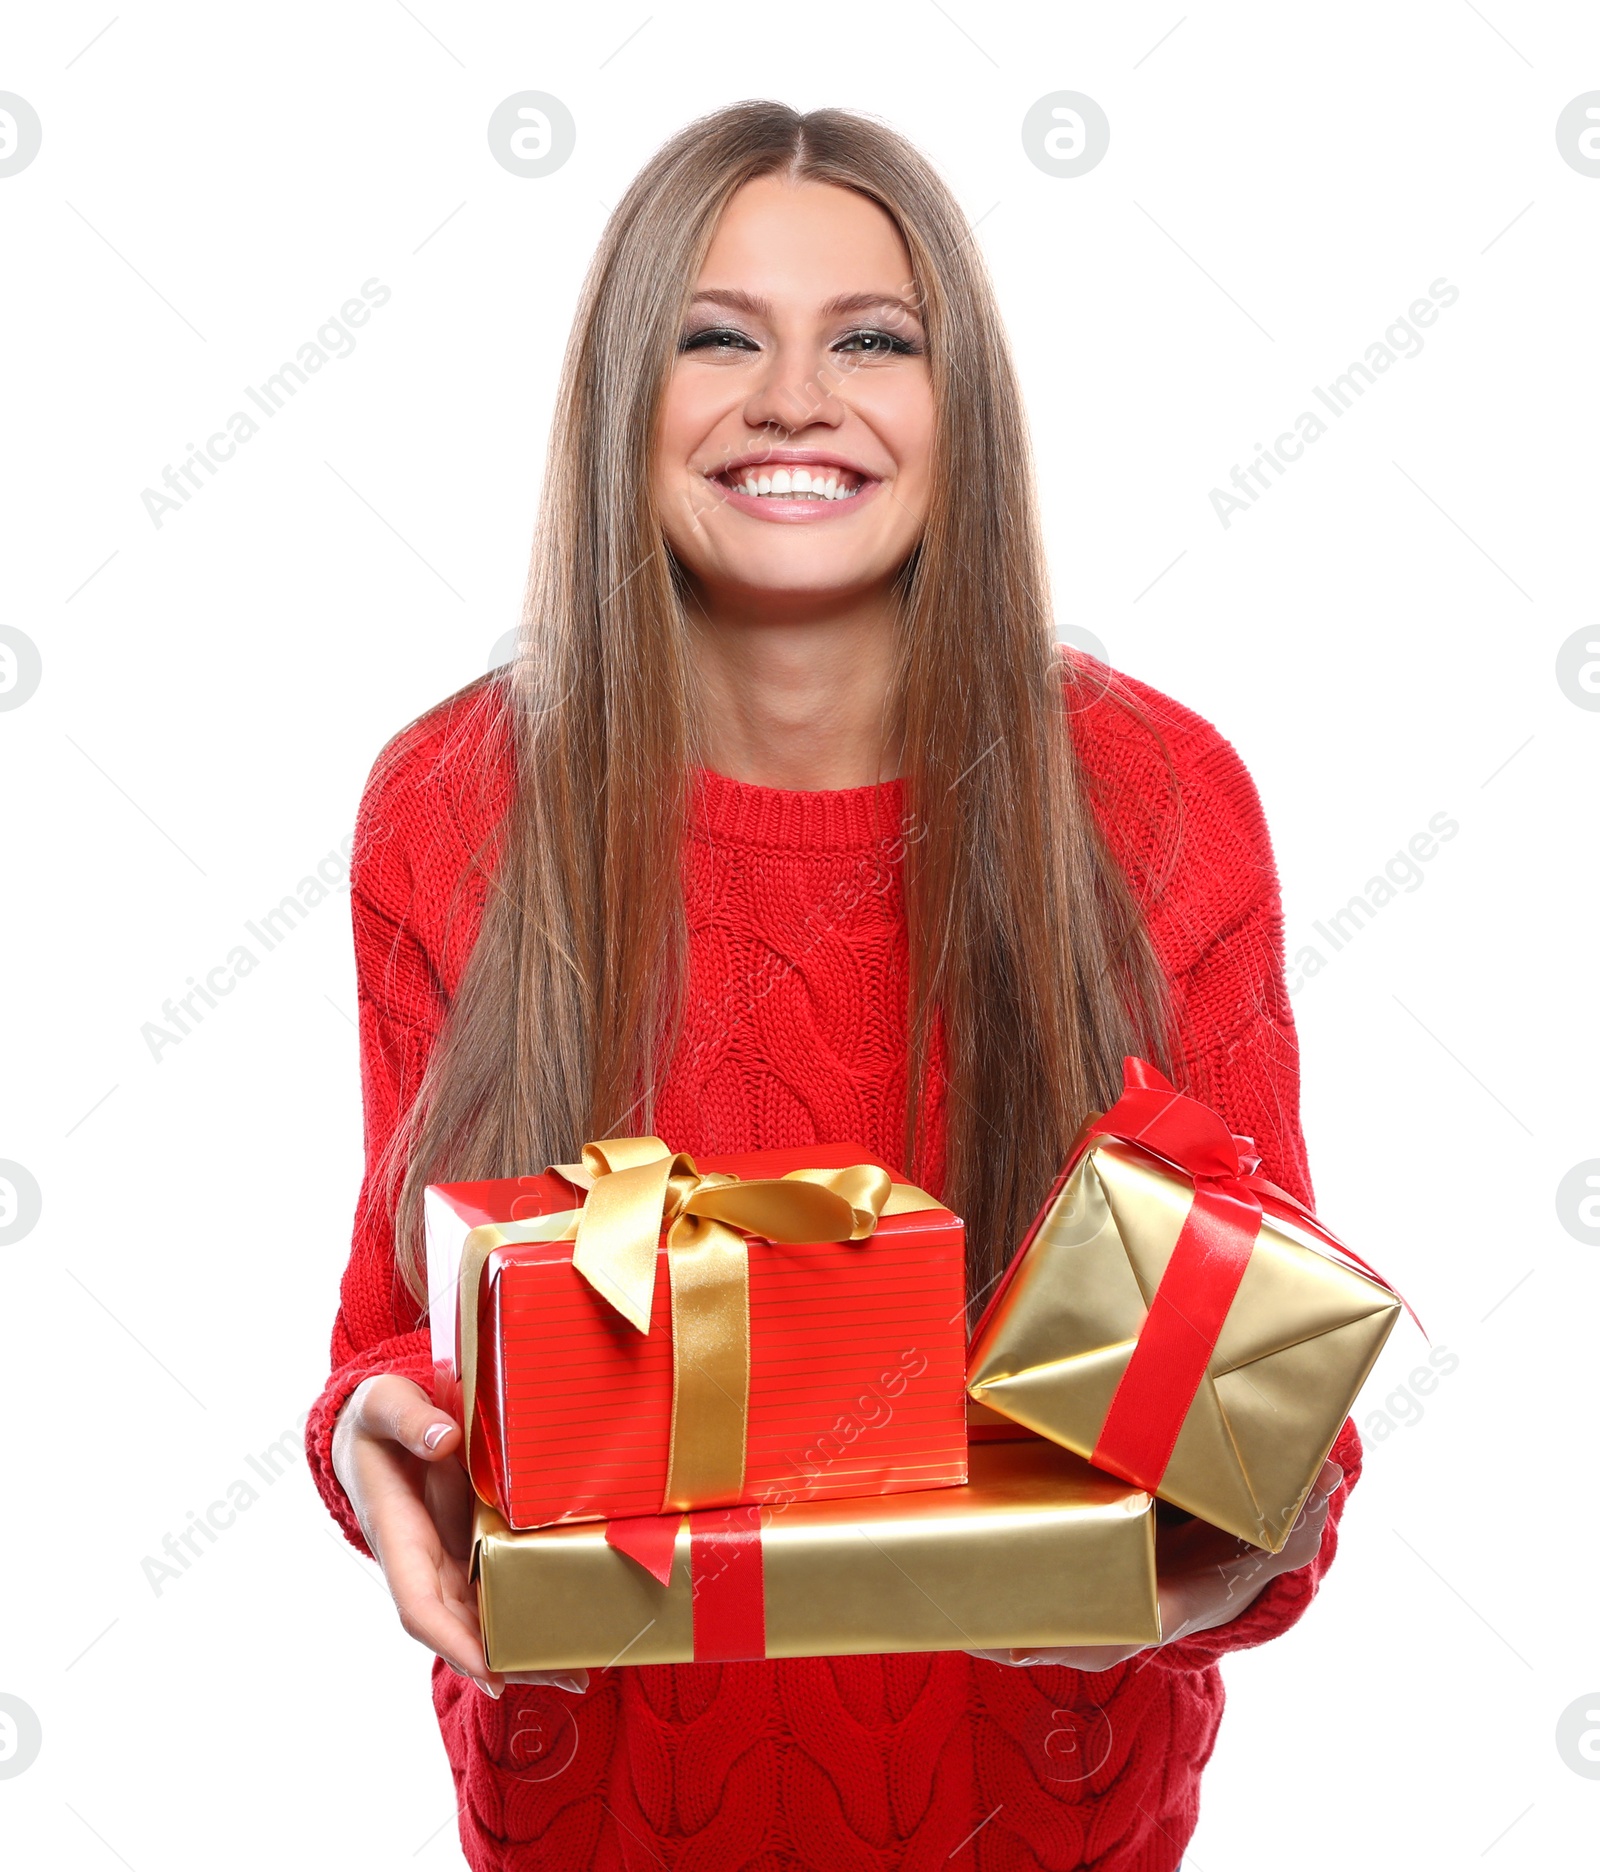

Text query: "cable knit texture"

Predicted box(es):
[305, 661, 1363, 1871]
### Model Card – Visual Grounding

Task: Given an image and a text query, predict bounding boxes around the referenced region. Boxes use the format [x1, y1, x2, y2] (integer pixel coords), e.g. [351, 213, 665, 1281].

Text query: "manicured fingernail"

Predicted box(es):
[472, 1677, 501, 1699]
[552, 1676, 584, 1694]
[422, 1423, 452, 1450]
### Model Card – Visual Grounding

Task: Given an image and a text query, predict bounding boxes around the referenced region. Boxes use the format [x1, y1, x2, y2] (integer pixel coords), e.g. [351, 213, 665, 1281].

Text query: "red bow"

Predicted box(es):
[1084, 1058, 1419, 1497]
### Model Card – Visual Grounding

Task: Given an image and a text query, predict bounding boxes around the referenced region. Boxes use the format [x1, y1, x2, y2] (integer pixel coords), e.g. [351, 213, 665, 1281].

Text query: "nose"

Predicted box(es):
[740, 332, 847, 436]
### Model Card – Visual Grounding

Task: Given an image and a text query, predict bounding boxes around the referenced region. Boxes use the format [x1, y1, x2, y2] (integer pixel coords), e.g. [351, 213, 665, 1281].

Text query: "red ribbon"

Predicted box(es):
[604, 1504, 768, 1661]
[1083, 1057, 1418, 1497]
[689, 1505, 766, 1662]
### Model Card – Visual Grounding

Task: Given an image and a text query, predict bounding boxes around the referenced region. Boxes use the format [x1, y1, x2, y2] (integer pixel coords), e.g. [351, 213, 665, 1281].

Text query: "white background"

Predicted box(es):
[2, 3, 1595, 1867]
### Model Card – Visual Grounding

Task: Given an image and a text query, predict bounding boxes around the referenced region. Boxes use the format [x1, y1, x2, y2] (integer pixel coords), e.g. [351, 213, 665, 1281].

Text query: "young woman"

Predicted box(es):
[308, 101, 1355, 1870]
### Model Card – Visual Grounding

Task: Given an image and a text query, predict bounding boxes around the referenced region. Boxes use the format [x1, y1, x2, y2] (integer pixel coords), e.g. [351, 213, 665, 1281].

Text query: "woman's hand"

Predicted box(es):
[966, 1458, 1344, 1673]
[331, 1373, 589, 1699]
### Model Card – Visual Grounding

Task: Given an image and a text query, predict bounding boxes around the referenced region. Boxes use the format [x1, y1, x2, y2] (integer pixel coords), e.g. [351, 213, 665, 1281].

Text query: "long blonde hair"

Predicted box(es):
[383, 100, 1174, 1320]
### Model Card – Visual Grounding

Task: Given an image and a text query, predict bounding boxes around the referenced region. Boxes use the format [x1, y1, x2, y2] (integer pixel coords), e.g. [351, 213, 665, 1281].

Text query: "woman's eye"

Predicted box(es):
[679, 326, 759, 353]
[835, 328, 921, 357]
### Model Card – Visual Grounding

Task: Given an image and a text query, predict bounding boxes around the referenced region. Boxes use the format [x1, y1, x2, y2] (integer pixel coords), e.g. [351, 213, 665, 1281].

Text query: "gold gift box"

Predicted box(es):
[967, 1130, 1401, 1552]
[473, 1439, 1159, 1671]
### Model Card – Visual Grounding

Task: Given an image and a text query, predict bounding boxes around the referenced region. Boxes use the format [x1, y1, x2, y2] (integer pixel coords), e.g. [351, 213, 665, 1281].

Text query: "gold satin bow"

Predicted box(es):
[456, 1138, 942, 1515]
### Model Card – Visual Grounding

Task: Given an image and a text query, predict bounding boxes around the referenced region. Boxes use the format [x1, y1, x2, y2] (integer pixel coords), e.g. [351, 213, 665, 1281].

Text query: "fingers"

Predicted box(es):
[964, 1645, 1142, 1673]
[350, 1456, 494, 1685]
[1305, 1459, 1344, 1516]
[424, 1455, 481, 1565]
[443, 1662, 506, 1699]
[444, 1668, 589, 1698]
[1026, 1646, 1142, 1672]
[1272, 1460, 1345, 1573]
[961, 1463, 1352, 1674]
[348, 1373, 462, 1462]
[393, 1590, 488, 1681]
[336, 1381, 586, 1701]
[445, 1666, 589, 1696]
[503, 1670, 590, 1694]
[384, 1536, 490, 1682]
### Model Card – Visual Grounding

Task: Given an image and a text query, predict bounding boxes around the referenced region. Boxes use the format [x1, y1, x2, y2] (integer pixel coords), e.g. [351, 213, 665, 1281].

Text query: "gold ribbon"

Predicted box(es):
[455, 1139, 943, 1515]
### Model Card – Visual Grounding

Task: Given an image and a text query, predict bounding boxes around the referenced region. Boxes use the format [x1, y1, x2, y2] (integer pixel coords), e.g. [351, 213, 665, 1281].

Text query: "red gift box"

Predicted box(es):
[426, 1140, 969, 1530]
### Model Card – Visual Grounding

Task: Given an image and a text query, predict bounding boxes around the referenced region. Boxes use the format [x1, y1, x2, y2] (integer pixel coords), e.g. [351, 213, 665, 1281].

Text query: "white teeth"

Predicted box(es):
[722, 467, 865, 499]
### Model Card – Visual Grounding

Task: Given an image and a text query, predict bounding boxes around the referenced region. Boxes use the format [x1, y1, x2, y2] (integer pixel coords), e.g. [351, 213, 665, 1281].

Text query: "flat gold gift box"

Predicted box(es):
[967, 1132, 1401, 1552]
[473, 1439, 1160, 1671]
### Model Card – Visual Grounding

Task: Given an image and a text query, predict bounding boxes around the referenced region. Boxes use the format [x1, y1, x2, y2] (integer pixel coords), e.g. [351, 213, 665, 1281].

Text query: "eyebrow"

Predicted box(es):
[686, 286, 924, 325]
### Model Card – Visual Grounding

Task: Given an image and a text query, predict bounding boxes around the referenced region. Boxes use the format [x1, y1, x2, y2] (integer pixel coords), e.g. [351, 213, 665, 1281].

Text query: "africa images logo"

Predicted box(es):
[1209, 280, 1460, 528]
[139, 280, 392, 528]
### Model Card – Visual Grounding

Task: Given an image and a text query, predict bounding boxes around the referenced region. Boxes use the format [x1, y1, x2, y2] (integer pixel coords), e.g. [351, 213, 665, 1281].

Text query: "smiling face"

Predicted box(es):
[653, 173, 936, 619]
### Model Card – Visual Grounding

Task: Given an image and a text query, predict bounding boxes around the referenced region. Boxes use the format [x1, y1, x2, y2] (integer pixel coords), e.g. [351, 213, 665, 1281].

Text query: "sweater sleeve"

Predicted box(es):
[1139, 717, 1365, 1673]
[303, 754, 451, 1559]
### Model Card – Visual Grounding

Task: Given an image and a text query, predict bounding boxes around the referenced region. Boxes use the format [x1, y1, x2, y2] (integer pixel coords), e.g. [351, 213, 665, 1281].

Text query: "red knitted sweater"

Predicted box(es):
[306, 662, 1361, 1872]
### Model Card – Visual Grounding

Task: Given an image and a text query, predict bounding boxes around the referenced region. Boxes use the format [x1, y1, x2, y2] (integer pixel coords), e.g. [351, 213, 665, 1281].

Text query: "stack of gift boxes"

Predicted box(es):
[424, 1063, 1405, 1672]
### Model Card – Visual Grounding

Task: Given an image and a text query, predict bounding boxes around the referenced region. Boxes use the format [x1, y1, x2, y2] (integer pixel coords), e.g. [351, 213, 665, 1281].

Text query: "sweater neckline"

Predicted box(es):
[688, 762, 907, 852]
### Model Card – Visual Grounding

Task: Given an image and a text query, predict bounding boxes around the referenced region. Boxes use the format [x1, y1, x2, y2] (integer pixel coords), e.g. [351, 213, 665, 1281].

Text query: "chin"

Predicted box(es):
[714, 556, 888, 601]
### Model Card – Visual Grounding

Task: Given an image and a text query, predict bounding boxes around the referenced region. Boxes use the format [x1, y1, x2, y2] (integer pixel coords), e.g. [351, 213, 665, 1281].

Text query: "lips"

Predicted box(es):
[704, 447, 880, 504]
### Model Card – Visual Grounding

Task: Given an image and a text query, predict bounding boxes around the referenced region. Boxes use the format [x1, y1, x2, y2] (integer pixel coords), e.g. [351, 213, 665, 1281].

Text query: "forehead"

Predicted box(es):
[694, 174, 916, 309]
